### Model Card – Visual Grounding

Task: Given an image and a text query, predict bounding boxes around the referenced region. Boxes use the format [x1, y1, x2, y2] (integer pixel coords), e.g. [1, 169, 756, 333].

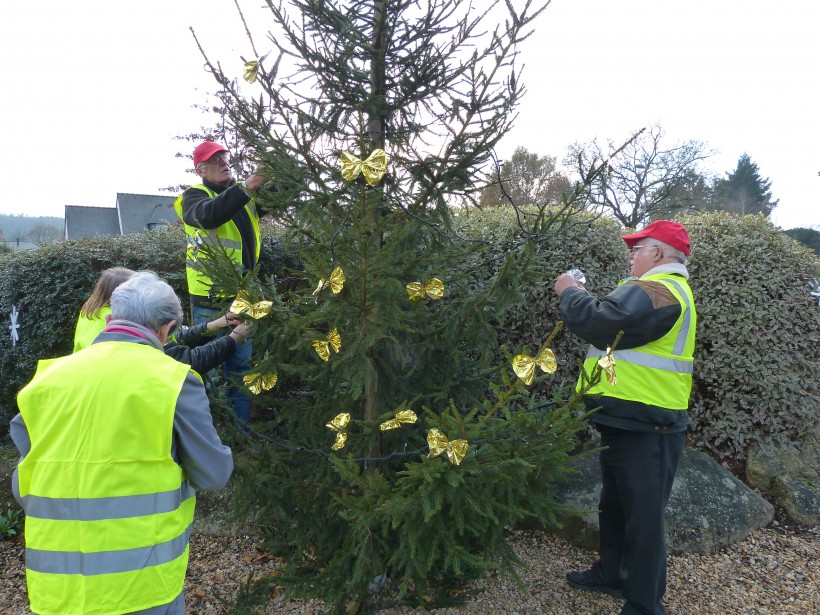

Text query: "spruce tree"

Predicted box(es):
[714, 153, 779, 217]
[190, 1, 608, 610]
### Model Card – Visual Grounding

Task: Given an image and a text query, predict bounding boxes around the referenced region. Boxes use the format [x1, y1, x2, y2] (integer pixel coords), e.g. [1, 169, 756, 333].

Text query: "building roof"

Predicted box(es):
[64, 205, 120, 240]
[64, 193, 180, 240]
[116, 193, 178, 234]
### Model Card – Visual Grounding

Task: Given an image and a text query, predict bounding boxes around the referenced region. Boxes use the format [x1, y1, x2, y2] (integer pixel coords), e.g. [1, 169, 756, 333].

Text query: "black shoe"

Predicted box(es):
[566, 569, 624, 599]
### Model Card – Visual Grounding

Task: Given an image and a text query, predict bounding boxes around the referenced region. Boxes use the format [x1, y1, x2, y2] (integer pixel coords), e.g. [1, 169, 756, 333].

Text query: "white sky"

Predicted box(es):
[1, 0, 817, 229]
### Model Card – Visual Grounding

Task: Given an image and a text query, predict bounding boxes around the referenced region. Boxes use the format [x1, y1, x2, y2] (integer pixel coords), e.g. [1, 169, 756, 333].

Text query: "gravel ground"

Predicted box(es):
[1, 521, 817, 614]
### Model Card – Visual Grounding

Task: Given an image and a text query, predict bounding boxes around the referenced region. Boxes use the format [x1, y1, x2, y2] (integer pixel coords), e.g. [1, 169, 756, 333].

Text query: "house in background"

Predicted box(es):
[64, 193, 179, 240]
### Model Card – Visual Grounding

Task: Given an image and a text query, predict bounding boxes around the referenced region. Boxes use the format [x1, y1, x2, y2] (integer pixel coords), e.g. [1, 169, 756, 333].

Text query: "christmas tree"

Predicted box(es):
[191, 1, 608, 611]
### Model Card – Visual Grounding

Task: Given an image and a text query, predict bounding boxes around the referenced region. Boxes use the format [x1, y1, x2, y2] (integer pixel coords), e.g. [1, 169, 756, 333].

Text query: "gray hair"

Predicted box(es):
[653, 239, 688, 265]
[110, 271, 183, 333]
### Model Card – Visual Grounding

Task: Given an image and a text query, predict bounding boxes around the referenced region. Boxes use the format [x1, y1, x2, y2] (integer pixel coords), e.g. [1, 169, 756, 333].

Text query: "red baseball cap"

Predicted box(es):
[622, 220, 691, 256]
[193, 141, 228, 167]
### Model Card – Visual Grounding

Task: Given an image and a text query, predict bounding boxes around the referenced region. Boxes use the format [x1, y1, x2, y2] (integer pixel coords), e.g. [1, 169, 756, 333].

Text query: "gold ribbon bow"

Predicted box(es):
[340, 149, 387, 186]
[313, 328, 342, 361]
[379, 410, 418, 431]
[312, 265, 346, 295]
[230, 293, 272, 319]
[326, 412, 350, 450]
[242, 53, 268, 83]
[512, 347, 558, 386]
[426, 428, 469, 466]
[243, 373, 278, 395]
[597, 347, 617, 386]
[406, 278, 445, 303]
[242, 60, 260, 83]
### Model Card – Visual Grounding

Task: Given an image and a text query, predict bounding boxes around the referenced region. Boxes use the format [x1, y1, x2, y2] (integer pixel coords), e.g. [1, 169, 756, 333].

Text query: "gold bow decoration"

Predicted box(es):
[340, 149, 387, 186]
[326, 412, 350, 451]
[512, 347, 558, 386]
[597, 347, 617, 386]
[426, 428, 469, 466]
[242, 60, 260, 83]
[243, 372, 278, 395]
[241, 53, 268, 83]
[406, 278, 445, 303]
[313, 327, 342, 361]
[379, 409, 418, 432]
[230, 293, 273, 319]
[312, 265, 346, 296]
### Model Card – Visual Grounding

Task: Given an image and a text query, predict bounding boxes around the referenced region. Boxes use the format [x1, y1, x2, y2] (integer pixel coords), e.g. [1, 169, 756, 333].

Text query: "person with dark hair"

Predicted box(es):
[12, 271, 233, 614]
[173, 141, 268, 426]
[555, 220, 697, 615]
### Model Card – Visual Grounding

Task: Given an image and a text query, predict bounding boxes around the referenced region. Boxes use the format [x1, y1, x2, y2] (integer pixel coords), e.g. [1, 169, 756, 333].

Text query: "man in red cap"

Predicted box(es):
[174, 142, 267, 430]
[554, 220, 697, 615]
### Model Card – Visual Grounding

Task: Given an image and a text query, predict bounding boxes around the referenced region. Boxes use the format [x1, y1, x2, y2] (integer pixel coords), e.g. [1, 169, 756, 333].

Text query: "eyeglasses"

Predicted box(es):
[204, 153, 230, 166]
[629, 244, 658, 254]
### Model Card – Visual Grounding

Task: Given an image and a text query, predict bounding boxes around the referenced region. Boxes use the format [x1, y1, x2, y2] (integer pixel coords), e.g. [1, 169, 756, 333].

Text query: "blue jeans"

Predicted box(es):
[191, 304, 252, 426]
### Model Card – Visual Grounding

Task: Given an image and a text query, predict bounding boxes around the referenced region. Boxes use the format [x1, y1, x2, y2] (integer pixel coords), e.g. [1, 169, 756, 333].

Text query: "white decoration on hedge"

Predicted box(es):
[9, 305, 20, 347]
[810, 279, 820, 307]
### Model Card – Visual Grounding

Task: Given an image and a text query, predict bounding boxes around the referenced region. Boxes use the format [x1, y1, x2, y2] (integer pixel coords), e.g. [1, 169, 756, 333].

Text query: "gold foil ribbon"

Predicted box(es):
[597, 347, 617, 386]
[312, 265, 346, 295]
[243, 60, 260, 83]
[230, 293, 273, 319]
[313, 327, 342, 361]
[326, 412, 350, 450]
[512, 347, 558, 385]
[426, 428, 469, 465]
[406, 278, 445, 303]
[379, 409, 418, 431]
[243, 373, 278, 395]
[340, 149, 387, 186]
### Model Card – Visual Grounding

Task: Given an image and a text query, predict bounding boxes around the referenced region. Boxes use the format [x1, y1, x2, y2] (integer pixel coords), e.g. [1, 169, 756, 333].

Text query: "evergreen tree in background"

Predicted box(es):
[713, 153, 779, 217]
[191, 1, 605, 610]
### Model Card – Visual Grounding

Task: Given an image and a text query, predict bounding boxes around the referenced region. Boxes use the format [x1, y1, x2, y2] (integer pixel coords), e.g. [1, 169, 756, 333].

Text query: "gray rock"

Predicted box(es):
[548, 446, 774, 554]
[746, 441, 820, 526]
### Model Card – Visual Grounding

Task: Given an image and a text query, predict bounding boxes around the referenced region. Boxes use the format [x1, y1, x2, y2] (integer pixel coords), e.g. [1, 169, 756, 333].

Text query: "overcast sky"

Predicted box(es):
[1, 0, 817, 229]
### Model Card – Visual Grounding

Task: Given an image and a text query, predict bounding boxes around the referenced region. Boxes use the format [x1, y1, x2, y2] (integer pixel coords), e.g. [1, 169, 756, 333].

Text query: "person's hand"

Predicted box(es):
[225, 312, 242, 327]
[230, 322, 253, 342]
[554, 273, 581, 297]
[244, 165, 265, 191]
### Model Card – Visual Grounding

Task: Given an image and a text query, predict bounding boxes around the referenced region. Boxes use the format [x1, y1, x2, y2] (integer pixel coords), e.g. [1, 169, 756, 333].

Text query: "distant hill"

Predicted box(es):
[0, 214, 63, 242]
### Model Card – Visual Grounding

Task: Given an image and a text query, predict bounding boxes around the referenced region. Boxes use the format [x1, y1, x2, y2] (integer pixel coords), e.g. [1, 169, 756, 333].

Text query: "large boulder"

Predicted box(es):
[550, 446, 774, 554]
[746, 440, 820, 526]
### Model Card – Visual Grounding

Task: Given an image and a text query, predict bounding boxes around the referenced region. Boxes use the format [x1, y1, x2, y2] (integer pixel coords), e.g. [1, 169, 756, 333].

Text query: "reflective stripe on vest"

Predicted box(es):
[174, 184, 260, 297]
[16, 341, 194, 614]
[579, 274, 697, 411]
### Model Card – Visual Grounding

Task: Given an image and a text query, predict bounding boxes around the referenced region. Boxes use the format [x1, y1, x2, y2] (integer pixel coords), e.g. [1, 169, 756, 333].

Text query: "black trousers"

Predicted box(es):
[593, 425, 684, 615]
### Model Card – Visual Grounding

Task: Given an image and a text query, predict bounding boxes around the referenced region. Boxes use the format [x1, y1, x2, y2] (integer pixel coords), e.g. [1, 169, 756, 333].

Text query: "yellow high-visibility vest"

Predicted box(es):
[17, 341, 195, 615]
[72, 307, 109, 353]
[174, 184, 260, 298]
[579, 274, 697, 410]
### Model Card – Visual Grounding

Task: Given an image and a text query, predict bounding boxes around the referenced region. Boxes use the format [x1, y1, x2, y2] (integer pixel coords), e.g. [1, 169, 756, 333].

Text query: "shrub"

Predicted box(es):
[0, 228, 187, 428]
[458, 209, 820, 460]
[682, 212, 820, 459]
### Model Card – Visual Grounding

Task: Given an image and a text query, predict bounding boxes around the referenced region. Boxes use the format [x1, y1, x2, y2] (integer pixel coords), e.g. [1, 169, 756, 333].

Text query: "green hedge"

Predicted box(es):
[453, 209, 820, 460]
[2, 213, 818, 460]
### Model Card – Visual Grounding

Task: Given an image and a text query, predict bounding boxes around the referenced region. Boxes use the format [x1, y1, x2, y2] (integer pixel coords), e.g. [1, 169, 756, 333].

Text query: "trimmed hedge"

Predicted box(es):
[453, 209, 820, 460]
[2, 213, 818, 460]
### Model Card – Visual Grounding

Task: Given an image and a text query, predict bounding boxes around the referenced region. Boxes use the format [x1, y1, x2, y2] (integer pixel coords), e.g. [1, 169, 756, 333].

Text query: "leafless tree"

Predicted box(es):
[566, 123, 714, 228]
[26, 223, 63, 246]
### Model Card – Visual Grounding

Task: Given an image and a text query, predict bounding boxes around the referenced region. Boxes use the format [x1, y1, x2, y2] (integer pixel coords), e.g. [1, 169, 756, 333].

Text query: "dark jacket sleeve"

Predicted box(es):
[173, 322, 212, 348]
[181, 183, 251, 229]
[164, 335, 237, 374]
[559, 281, 681, 350]
[173, 372, 233, 491]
